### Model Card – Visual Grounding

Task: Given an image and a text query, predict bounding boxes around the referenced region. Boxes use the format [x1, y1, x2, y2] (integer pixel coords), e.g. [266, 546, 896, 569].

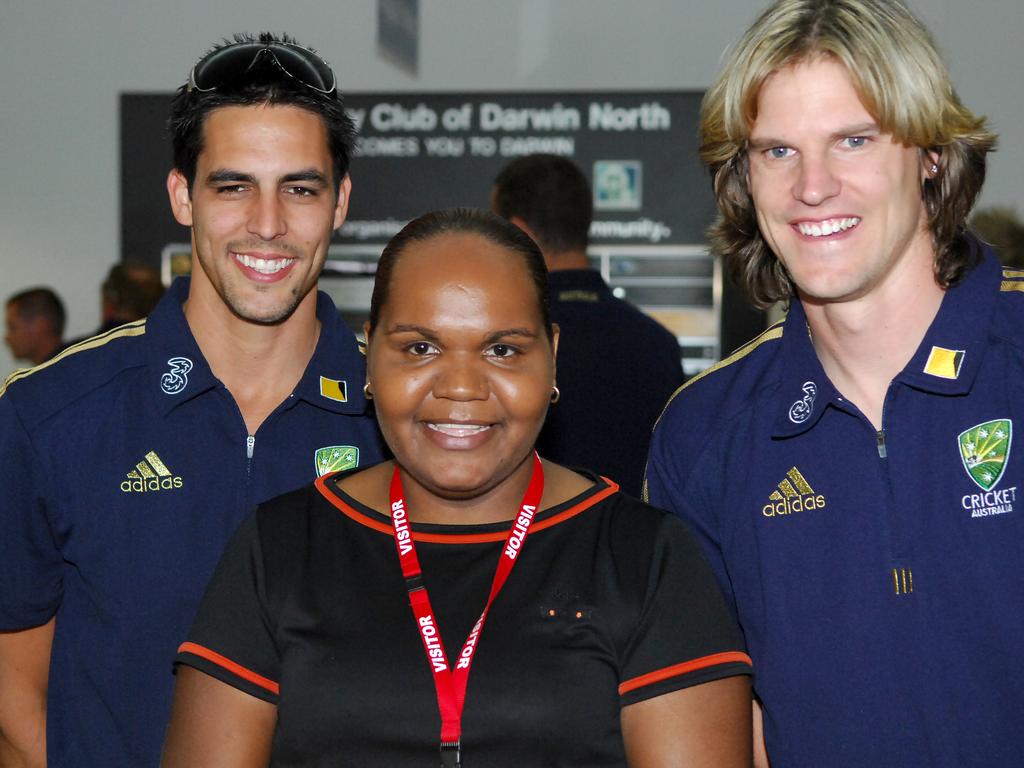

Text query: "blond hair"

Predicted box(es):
[700, 0, 997, 307]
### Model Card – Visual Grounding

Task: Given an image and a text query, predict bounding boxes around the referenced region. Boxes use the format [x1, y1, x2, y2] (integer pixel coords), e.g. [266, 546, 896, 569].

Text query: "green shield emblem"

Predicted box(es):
[315, 446, 359, 477]
[958, 419, 1012, 491]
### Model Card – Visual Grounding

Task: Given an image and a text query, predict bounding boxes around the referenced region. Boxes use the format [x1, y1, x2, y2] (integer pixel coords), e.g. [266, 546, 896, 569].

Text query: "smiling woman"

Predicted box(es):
[363, 211, 557, 515]
[161, 209, 753, 768]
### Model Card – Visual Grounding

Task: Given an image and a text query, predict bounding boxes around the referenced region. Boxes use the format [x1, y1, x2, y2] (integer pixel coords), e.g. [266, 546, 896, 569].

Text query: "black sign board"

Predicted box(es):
[120, 90, 711, 264]
[338, 91, 711, 248]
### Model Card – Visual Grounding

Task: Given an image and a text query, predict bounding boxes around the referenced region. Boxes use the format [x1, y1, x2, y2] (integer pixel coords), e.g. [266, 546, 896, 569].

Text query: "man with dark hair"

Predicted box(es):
[0, 33, 384, 767]
[66, 263, 167, 348]
[4, 288, 66, 366]
[101, 262, 166, 330]
[645, 1, 1013, 765]
[492, 154, 684, 497]
[972, 206, 1024, 268]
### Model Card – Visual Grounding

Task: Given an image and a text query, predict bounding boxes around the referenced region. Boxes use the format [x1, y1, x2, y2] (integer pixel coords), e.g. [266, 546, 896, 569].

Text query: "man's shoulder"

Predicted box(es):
[992, 265, 1024, 341]
[646, 321, 785, 503]
[656, 321, 785, 434]
[1, 320, 152, 426]
[549, 271, 681, 351]
[320, 302, 366, 360]
[608, 295, 680, 342]
[557, 296, 680, 361]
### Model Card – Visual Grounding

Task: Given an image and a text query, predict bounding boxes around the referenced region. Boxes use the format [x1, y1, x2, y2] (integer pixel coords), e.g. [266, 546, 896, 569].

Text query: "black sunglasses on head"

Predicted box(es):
[188, 41, 336, 94]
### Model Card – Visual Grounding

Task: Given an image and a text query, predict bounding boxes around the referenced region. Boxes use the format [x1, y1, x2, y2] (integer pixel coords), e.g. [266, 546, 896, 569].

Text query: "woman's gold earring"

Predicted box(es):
[550, 385, 560, 404]
[363, 382, 373, 400]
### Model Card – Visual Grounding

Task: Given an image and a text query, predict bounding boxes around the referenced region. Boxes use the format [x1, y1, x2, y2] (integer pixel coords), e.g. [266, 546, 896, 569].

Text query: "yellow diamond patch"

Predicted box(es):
[319, 376, 348, 403]
[923, 346, 964, 380]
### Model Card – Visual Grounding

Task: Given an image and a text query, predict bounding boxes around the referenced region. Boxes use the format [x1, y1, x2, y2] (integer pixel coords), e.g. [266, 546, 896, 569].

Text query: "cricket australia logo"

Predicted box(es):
[959, 420, 1011, 490]
[958, 419, 1016, 518]
[788, 381, 817, 424]
[160, 357, 193, 395]
[315, 445, 359, 477]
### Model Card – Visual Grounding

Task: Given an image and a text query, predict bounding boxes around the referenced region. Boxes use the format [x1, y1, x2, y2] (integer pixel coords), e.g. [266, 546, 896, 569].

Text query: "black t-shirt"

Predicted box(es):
[176, 472, 750, 766]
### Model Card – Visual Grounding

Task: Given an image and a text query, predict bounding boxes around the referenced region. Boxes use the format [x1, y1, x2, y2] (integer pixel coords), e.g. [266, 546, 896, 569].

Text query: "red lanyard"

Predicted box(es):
[388, 453, 544, 768]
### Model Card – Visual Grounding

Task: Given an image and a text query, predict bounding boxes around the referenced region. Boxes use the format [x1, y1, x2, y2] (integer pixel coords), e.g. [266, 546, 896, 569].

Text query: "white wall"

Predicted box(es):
[2, 0, 1020, 378]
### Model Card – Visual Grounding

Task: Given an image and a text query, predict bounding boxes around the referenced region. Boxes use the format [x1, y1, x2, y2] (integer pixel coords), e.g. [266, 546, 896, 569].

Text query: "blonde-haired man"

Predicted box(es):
[645, 1, 1014, 765]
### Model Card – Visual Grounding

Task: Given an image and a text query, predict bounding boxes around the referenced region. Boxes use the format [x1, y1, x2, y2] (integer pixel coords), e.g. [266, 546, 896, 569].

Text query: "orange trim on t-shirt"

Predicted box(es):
[178, 641, 280, 695]
[618, 651, 753, 695]
[315, 472, 620, 544]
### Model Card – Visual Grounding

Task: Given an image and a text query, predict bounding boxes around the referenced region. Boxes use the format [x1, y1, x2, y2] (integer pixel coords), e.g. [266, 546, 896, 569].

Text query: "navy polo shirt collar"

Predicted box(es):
[772, 299, 840, 437]
[146, 278, 219, 415]
[772, 239, 1000, 437]
[548, 268, 613, 299]
[899, 239, 998, 396]
[147, 277, 370, 417]
[290, 290, 369, 415]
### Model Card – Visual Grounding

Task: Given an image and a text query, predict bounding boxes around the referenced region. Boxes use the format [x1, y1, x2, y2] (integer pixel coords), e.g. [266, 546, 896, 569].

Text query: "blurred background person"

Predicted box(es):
[4, 287, 66, 366]
[65, 262, 167, 346]
[491, 154, 684, 497]
[971, 206, 1024, 268]
[99, 262, 165, 333]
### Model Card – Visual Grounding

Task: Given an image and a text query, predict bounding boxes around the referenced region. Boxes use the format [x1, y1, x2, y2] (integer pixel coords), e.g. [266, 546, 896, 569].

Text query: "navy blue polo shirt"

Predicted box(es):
[0, 277, 385, 767]
[645, 245, 1024, 767]
[541, 269, 684, 497]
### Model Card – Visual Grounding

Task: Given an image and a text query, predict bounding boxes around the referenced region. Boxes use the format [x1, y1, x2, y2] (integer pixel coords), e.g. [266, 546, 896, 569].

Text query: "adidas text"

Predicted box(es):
[121, 477, 184, 493]
[762, 493, 826, 517]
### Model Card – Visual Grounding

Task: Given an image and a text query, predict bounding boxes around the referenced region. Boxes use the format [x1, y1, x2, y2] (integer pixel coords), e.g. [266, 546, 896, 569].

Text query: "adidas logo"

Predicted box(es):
[762, 467, 826, 518]
[120, 451, 184, 493]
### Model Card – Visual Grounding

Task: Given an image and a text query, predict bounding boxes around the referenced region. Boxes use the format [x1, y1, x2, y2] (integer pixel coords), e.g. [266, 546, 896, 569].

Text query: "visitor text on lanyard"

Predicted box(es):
[388, 453, 545, 768]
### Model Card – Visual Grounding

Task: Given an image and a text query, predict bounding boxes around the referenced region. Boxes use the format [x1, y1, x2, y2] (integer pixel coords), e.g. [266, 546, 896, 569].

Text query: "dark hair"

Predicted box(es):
[491, 154, 592, 254]
[102, 263, 166, 321]
[368, 208, 553, 340]
[168, 32, 357, 191]
[7, 288, 66, 336]
[700, 0, 997, 307]
[971, 207, 1024, 269]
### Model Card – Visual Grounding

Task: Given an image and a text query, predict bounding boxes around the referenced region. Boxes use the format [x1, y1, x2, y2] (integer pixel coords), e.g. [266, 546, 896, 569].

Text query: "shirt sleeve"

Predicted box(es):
[616, 507, 751, 707]
[644, 402, 738, 617]
[174, 512, 281, 704]
[0, 394, 63, 629]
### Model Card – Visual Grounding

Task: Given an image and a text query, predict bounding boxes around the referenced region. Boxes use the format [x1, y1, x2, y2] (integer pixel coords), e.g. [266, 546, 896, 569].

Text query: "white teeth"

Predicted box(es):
[234, 253, 294, 274]
[428, 423, 491, 437]
[796, 217, 860, 237]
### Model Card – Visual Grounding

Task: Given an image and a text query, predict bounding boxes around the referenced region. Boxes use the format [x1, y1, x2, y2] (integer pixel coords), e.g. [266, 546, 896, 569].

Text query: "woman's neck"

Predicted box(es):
[339, 459, 594, 525]
[398, 457, 539, 526]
